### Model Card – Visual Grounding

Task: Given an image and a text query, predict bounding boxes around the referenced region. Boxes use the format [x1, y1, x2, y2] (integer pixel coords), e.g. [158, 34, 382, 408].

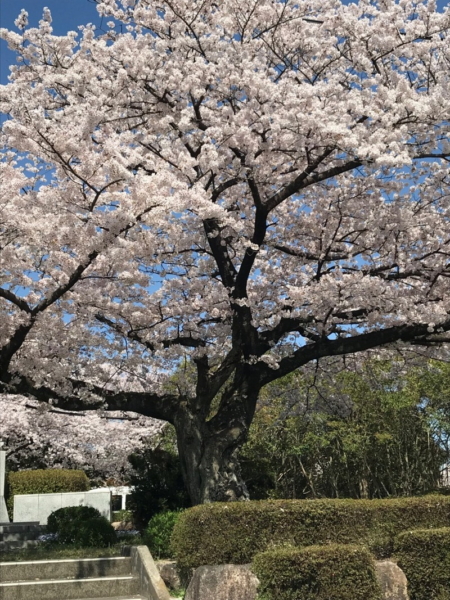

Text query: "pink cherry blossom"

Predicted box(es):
[1, 0, 450, 503]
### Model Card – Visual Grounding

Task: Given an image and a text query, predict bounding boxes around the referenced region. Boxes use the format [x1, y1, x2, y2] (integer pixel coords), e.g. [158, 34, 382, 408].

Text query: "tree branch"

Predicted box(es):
[203, 218, 237, 288]
[265, 149, 359, 211]
[259, 318, 450, 386]
[1, 374, 180, 424]
[95, 313, 206, 349]
[0, 288, 32, 314]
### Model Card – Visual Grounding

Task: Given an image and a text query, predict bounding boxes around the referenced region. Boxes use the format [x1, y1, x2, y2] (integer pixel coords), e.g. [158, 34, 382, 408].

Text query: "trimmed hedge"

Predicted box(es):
[253, 544, 382, 600]
[171, 495, 450, 570]
[6, 469, 89, 514]
[395, 528, 450, 600]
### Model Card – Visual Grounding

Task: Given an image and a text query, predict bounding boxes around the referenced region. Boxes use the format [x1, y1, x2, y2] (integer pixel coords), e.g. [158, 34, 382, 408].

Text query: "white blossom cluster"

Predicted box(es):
[1, 394, 164, 478]
[0, 0, 449, 413]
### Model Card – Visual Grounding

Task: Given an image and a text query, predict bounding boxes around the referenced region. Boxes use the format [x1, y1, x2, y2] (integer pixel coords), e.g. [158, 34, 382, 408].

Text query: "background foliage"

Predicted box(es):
[143, 509, 183, 559]
[127, 426, 190, 528]
[240, 359, 450, 500]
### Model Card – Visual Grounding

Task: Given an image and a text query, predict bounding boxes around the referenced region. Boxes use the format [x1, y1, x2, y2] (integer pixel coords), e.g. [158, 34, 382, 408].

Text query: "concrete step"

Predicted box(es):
[0, 539, 40, 552]
[0, 547, 172, 600]
[1, 531, 41, 541]
[0, 574, 140, 600]
[0, 522, 41, 533]
[1, 556, 134, 582]
[0, 522, 44, 552]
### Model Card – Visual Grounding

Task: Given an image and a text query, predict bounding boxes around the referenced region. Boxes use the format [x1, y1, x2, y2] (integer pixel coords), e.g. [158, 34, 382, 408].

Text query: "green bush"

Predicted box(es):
[144, 510, 183, 559]
[47, 506, 102, 537]
[172, 495, 450, 570]
[47, 506, 116, 547]
[395, 528, 450, 600]
[6, 469, 89, 513]
[253, 544, 382, 600]
[70, 517, 117, 548]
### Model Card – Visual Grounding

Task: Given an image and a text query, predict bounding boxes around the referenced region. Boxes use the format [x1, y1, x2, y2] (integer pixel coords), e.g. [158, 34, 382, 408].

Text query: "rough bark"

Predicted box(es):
[175, 413, 250, 504]
[173, 371, 259, 504]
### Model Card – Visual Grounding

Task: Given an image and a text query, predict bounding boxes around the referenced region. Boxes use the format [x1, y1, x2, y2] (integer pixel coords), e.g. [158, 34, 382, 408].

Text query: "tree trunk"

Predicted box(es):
[173, 372, 259, 505]
[174, 406, 250, 504]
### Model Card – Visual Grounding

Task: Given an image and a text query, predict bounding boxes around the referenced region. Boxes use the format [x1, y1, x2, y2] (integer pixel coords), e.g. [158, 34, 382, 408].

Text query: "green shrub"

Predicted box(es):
[6, 469, 89, 513]
[47, 506, 102, 537]
[395, 528, 450, 600]
[69, 517, 117, 548]
[144, 510, 183, 559]
[253, 544, 382, 600]
[172, 495, 450, 570]
[47, 506, 116, 547]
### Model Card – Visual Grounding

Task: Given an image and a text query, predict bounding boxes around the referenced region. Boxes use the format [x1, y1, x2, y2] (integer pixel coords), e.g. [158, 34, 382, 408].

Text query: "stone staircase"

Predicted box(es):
[0, 522, 43, 552]
[0, 555, 147, 600]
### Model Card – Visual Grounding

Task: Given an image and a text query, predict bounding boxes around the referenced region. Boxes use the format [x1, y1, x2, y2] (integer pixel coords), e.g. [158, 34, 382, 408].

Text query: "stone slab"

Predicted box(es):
[13, 490, 111, 525]
[375, 560, 409, 600]
[184, 564, 259, 600]
[0, 498, 9, 523]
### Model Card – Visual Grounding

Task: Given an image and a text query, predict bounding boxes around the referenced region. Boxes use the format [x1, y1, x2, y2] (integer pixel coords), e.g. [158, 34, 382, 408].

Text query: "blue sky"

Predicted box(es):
[1, 0, 449, 84]
[0, 0, 102, 84]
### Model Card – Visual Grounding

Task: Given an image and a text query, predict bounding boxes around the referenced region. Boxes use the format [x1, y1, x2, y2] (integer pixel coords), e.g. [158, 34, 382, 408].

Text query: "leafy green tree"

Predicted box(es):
[240, 359, 449, 499]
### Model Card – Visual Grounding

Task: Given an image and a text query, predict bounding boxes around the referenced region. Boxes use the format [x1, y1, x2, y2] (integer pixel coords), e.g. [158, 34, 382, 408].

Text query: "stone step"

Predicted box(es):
[0, 574, 140, 600]
[0, 522, 44, 553]
[0, 546, 173, 600]
[1, 531, 41, 541]
[0, 522, 41, 532]
[0, 539, 40, 552]
[1, 556, 133, 582]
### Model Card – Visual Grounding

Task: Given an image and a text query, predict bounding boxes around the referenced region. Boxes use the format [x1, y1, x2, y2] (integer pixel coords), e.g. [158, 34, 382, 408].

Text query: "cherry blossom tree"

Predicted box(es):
[1, 0, 450, 504]
[0, 394, 164, 481]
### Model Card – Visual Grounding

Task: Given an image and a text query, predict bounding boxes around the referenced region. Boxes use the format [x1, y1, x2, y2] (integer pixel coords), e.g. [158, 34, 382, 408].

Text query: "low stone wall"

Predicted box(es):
[13, 489, 111, 524]
[131, 546, 171, 600]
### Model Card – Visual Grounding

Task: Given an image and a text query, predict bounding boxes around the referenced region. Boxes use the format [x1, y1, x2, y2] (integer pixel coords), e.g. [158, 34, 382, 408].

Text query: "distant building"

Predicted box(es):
[90, 485, 131, 511]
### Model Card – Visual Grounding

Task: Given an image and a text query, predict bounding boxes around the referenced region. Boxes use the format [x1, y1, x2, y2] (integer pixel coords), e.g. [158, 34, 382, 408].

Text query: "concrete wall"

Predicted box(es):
[13, 489, 111, 525]
[91, 485, 132, 511]
[0, 446, 9, 522]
